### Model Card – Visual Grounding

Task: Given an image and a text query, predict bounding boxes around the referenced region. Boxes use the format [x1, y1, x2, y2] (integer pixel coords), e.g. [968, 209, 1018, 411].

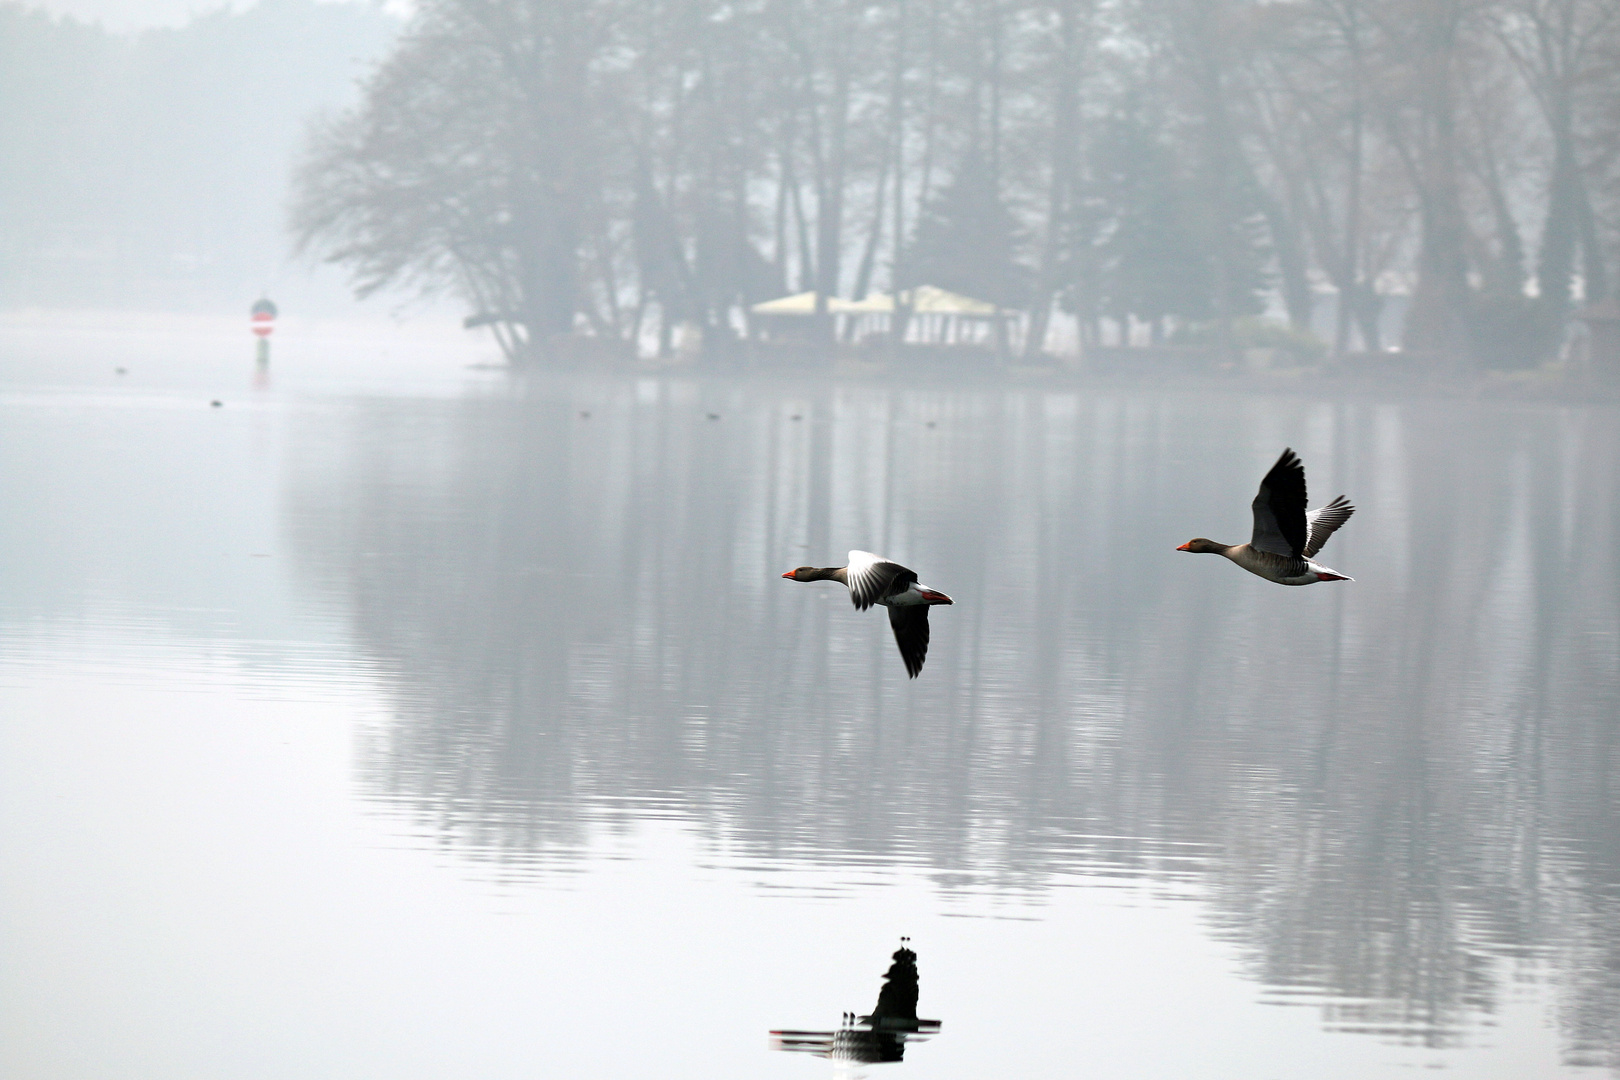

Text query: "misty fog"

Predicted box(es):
[1, 0, 396, 312]
[2, 2, 1619, 1079]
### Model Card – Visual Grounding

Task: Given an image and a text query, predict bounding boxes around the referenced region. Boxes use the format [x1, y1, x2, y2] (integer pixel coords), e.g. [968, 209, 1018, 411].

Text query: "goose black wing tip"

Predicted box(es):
[1265, 447, 1307, 488]
[1255, 446, 1310, 557]
[889, 605, 930, 679]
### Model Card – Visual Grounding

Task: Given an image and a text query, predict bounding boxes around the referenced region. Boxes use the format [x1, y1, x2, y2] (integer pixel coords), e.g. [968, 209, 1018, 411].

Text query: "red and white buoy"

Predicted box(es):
[251, 298, 277, 337]
[251, 297, 277, 363]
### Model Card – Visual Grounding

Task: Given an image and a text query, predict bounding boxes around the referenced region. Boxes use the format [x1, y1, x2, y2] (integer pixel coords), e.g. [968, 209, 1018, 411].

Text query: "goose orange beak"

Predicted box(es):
[781, 570, 795, 578]
[1176, 541, 1192, 551]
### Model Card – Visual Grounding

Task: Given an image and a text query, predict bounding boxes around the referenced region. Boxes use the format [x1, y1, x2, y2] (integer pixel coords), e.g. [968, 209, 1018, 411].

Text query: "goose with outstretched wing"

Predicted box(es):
[1177, 448, 1355, 585]
[782, 551, 954, 677]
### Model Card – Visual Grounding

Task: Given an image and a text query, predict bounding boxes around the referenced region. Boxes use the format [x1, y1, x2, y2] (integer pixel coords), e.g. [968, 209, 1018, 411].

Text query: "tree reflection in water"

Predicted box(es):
[286, 374, 1620, 1066]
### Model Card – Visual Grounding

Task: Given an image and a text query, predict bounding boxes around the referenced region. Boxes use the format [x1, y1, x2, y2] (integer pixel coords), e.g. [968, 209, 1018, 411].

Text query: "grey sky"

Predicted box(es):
[24, 0, 405, 33]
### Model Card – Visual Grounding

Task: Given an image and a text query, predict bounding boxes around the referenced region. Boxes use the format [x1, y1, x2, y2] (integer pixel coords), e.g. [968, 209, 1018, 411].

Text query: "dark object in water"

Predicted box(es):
[707, 413, 721, 420]
[210, 400, 223, 408]
[864, 939, 920, 1023]
[769, 939, 941, 1065]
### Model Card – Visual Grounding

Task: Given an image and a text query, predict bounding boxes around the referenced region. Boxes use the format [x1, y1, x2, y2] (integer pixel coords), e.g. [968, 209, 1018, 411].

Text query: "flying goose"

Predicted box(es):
[782, 551, 953, 677]
[1177, 448, 1355, 585]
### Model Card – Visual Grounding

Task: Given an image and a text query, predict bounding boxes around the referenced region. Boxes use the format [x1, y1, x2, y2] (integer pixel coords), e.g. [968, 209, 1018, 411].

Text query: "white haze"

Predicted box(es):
[21, 0, 405, 34]
[0, 0, 403, 317]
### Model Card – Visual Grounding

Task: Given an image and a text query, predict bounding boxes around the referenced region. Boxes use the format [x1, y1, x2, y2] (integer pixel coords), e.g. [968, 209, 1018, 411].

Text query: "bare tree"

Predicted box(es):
[294, 0, 619, 360]
[1492, 0, 1618, 307]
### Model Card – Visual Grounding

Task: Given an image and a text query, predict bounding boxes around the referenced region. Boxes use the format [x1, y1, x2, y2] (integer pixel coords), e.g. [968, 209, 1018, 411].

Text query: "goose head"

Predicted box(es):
[783, 566, 840, 582]
[1176, 538, 1224, 554]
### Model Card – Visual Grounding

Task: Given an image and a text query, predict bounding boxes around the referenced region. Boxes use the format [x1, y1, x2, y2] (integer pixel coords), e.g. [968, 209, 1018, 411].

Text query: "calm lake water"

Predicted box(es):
[3, 319, 1618, 1079]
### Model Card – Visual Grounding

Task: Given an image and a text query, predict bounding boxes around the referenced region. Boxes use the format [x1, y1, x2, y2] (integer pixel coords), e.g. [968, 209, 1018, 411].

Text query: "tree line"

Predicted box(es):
[293, 0, 1620, 366]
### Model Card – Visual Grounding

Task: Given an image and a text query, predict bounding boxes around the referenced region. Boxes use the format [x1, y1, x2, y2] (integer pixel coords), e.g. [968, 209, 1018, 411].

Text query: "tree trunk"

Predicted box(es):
[987, 0, 1004, 188]
[789, 156, 815, 294]
[890, 0, 910, 342]
[1187, 2, 1238, 365]
[1352, 282, 1384, 352]
[1337, 1, 1366, 356]
[1259, 183, 1313, 330]
[773, 145, 791, 285]
[1395, 1, 1473, 368]
[1575, 172, 1608, 303]
[1024, 0, 1083, 359]
[853, 11, 905, 307]
[812, 38, 851, 341]
[1537, 117, 1580, 308]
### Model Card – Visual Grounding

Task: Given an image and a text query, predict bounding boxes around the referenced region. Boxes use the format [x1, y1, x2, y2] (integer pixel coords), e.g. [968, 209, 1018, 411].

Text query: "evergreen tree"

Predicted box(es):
[901, 152, 1029, 308]
[1080, 111, 1269, 337]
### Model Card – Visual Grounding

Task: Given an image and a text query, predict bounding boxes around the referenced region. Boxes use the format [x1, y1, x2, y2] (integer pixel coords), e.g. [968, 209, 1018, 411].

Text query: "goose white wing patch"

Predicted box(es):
[1304, 496, 1355, 558]
[845, 550, 917, 610]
